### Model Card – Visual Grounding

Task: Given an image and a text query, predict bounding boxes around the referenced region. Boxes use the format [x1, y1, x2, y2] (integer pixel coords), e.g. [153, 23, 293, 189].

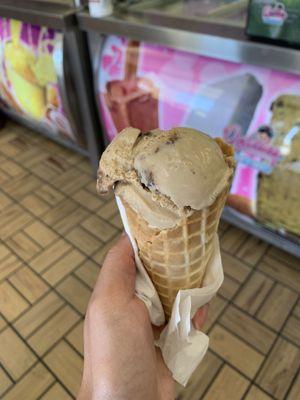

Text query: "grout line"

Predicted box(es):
[35, 380, 58, 400]
[198, 361, 225, 399]
[3, 279, 32, 307]
[283, 367, 300, 400]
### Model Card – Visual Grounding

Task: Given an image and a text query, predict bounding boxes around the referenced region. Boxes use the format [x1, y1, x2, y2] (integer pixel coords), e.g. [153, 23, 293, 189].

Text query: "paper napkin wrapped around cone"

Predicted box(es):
[116, 196, 224, 386]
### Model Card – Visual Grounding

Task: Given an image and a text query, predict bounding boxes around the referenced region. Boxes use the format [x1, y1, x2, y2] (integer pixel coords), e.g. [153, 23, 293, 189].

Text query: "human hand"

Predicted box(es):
[77, 234, 209, 400]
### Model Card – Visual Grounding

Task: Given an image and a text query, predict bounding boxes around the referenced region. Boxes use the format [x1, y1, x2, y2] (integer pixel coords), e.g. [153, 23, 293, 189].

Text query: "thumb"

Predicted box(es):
[93, 233, 136, 300]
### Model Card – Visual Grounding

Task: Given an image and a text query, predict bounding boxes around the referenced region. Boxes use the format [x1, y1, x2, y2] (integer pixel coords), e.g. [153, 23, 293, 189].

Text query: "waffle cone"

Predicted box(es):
[123, 185, 229, 319]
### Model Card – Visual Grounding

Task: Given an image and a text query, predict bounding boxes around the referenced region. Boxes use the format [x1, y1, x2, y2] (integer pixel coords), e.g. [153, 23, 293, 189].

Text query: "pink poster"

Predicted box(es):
[98, 35, 300, 239]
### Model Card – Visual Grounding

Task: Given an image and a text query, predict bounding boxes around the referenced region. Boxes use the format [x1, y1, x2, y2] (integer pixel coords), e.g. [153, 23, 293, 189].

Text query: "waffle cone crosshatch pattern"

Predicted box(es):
[0, 122, 300, 399]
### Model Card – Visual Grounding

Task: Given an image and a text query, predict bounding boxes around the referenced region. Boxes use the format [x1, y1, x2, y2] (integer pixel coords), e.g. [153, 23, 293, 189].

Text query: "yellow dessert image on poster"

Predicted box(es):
[1, 19, 58, 120]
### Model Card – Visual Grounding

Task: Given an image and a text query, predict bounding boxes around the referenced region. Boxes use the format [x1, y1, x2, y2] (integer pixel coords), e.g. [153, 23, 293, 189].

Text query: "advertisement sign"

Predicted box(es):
[98, 36, 300, 238]
[0, 18, 75, 142]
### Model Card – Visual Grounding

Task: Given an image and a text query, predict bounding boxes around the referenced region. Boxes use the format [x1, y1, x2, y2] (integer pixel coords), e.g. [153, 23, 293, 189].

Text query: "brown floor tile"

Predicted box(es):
[82, 214, 118, 243]
[221, 251, 251, 283]
[0, 316, 7, 331]
[73, 188, 102, 211]
[66, 226, 101, 256]
[44, 341, 83, 397]
[51, 169, 90, 196]
[3, 174, 42, 200]
[0, 159, 24, 178]
[220, 226, 248, 254]
[287, 372, 300, 400]
[0, 204, 32, 239]
[209, 325, 264, 378]
[220, 306, 276, 354]
[53, 207, 90, 236]
[0, 327, 37, 380]
[176, 351, 222, 400]
[42, 199, 79, 228]
[66, 321, 84, 356]
[29, 239, 72, 274]
[9, 267, 49, 304]
[0, 367, 12, 397]
[267, 246, 300, 270]
[244, 385, 273, 400]
[2, 363, 54, 400]
[43, 249, 85, 286]
[282, 315, 300, 346]
[0, 192, 12, 211]
[203, 365, 250, 400]
[6, 232, 41, 261]
[203, 295, 228, 333]
[0, 254, 22, 281]
[22, 193, 50, 216]
[256, 283, 298, 330]
[37, 184, 65, 206]
[97, 199, 119, 220]
[28, 305, 80, 356]
[24, 221, 58, 248]
[40, 382, 73, 400]
[92, 233, 120, 265]
[0, 169, 10, 184]
[74, 259, 100, 289]
[218, 275, 240, 300]
[14, 292, 64, 338]
[258, 256, 300, 292]
[0, 281, 29, 321]
[56, 276, 91, 315]
[293, 300, 300, 318]
[236, 236, 268, 266]
[257, 337, 300, 399]
[110, 212, 124, 229]
[234, 271, 274, 315]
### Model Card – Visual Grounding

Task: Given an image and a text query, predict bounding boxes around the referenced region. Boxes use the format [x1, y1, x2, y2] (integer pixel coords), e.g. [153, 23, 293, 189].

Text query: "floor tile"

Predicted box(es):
[0, 192, 12, 211]
[0, 204, 32, 239]
[22, 193, 50, 216]
[44, 341, 83, 397]
[236, 236, 268, 266]
[53, 207, 90, 236]
[0, 327, 37, 380]
[0, 367, 12, 397]
[220, 306, 276, 354]
[14, 292, 64, 338]
[43, 249, 85, 286]
[0, 315, 7, 331]
[209, 325, 264, 378]
[0, 281, 29, 321]
[218, 275, 240, 300]
[97, 199, 118, 219]
[6, 232, 41, 262]
[40, 382, 73, 400]
[28, 305, 80, 356]
[256, 337, 300, 399]
[244, 385, 273, 400]
[203, 296, 228, 333]
[82, 215, 118, 243]
[56, 276, 91, 315]
[256, 283, 298, 330]
[176, 351, 222, 400]
[9, 267, 49, 304]
[286, 372, 300, 400]
[220, 226, 248, 254]
[0, 254, 22, 281]
[221, 252, 251, 283]
[258, 256, 300, 292]
[37, 184, 65, 206]
[2, 363, 54, 400]
[74, 259, 100, 289]
[66, 321, 84, 356]
[66, 226, 100, 256]
[29, 239, 72, 274]
[234, 271, 274, 315]
[203, 365, 250, 400]
[73, 188, 102, 211]
[282, 315, 300, 346]
[24, 221, 58, 248]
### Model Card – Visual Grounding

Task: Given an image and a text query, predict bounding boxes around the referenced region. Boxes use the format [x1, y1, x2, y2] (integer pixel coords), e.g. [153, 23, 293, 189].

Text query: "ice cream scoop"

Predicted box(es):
[97, 127, 234, 229]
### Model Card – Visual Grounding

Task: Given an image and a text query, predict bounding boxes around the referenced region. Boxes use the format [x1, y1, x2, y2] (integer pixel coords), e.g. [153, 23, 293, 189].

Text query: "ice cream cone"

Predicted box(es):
[123, 181, 229, 319]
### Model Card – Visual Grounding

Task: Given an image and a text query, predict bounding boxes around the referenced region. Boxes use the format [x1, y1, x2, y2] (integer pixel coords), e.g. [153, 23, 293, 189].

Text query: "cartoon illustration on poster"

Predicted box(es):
[0, 18, 74, 141]
[98, 36, 300, 239]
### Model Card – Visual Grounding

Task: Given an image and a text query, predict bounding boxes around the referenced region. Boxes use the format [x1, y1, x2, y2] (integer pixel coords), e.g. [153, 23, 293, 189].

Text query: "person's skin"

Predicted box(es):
[78, 234, 209, 400]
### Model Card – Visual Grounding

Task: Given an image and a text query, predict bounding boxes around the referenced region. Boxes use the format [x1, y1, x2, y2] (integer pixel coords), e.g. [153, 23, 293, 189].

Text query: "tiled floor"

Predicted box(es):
[0, 121, 300, 400]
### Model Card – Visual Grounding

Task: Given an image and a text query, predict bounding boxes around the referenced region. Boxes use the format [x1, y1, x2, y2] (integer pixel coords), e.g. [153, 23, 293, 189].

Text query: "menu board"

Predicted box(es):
[97, 36, 300, 239]
[0, 18, 75, 142]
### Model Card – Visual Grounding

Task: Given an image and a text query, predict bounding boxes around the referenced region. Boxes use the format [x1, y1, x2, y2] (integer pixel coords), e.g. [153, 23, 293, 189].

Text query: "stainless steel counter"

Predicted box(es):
[77, 8, 300, 75]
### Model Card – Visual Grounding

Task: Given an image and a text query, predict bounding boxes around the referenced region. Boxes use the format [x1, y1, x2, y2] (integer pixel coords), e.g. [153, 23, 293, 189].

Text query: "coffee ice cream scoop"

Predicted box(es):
[97, 127, 234, 228]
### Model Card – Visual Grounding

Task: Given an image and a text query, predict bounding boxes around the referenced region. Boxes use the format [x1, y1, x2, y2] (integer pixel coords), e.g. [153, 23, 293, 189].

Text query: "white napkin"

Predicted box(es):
[116, 196, 224, 386]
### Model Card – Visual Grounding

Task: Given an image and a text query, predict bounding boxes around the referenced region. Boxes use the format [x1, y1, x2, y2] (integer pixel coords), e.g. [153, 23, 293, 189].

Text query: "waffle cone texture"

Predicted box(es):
[122, 139, 234, 319]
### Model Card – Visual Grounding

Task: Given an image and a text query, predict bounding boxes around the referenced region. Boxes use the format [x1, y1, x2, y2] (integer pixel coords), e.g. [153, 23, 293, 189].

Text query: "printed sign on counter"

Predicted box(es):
[97, 36, 300, 239]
